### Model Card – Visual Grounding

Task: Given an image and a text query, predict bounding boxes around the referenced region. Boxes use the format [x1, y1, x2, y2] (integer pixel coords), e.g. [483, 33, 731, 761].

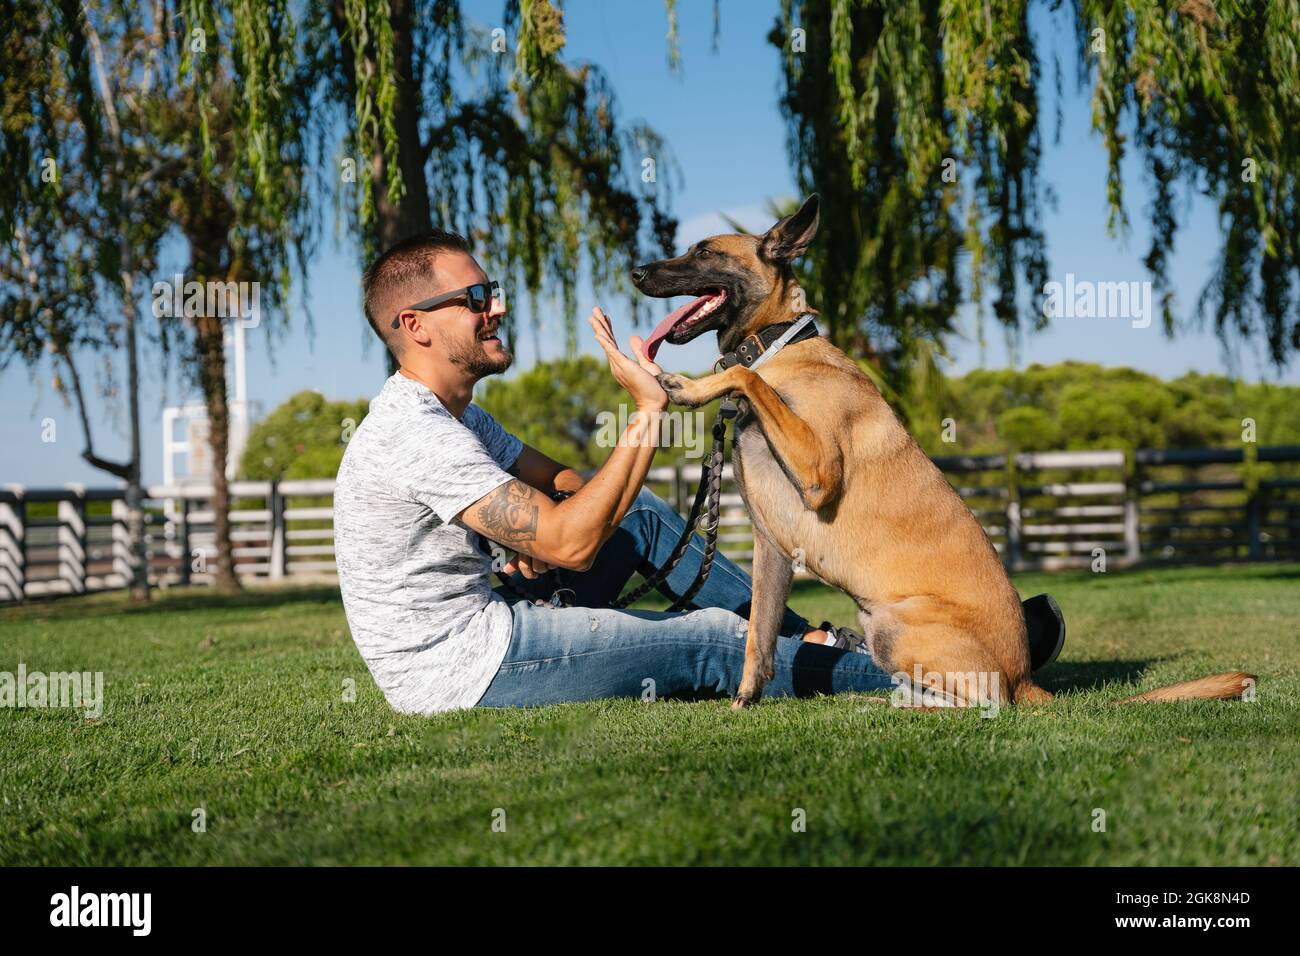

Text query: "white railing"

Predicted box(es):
[3, 445, 1299, 601]
[0, 479, 336, 600]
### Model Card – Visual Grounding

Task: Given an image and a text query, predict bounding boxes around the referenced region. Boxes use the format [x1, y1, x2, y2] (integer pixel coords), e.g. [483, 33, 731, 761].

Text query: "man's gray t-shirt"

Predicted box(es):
[334, 372, 522, 714]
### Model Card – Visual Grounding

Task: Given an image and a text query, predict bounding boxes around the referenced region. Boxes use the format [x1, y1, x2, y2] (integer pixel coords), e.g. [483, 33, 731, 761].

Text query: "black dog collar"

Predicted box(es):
[715, 314, 820, 372]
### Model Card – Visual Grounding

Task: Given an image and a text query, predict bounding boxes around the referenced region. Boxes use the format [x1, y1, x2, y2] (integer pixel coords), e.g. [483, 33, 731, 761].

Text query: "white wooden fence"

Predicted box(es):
[0, 479, 336, 600]
[3, 445, 1299, 601]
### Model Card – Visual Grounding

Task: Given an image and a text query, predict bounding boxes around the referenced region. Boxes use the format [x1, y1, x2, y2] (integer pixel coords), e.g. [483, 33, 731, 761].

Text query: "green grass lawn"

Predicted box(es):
[1, 563, 1296, 866]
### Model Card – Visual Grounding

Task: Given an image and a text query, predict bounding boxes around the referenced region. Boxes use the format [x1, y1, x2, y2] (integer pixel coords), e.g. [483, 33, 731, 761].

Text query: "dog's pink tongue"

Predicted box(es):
[641, 295, 712, 362]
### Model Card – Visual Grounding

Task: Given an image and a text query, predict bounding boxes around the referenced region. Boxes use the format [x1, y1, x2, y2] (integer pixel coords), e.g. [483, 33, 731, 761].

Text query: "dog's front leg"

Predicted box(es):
[733, 530, 794, 709]
[658, 366, 843, 511]
[655, 369, 733, 409]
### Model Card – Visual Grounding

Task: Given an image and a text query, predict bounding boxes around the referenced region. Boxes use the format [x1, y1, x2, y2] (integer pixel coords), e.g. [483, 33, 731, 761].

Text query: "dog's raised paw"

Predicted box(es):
[656, 372, 700, 407]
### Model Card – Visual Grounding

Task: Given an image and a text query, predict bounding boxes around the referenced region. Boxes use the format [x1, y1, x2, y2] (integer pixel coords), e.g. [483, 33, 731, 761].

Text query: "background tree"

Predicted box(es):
[158, 2, 320, 593]
[920, 361, 1300, 455]
[307, 0, 679, 361]
[2, 1, 320, 598]
[478, 356, 624, 470]
[770, 0, 1048, 389]
[764, 0, 1299, 400]
[1075, 0, 1300, 362]
[1, 0, 185, 601]
[4, 0, 672, 600]
[240, 391, 370, 482]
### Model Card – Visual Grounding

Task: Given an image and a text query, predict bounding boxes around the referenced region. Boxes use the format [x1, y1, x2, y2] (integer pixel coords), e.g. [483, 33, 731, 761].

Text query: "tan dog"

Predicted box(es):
[631, 195, 1254, 709]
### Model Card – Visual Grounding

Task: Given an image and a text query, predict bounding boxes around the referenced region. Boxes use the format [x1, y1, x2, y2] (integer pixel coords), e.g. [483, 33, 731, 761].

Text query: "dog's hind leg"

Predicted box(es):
[733, 530, 794, 709]
[881, 625, 1013, 710]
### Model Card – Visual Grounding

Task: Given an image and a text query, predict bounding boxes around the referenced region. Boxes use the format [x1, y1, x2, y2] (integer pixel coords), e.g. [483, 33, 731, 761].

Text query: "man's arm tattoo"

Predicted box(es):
[476, 480, 539, 545]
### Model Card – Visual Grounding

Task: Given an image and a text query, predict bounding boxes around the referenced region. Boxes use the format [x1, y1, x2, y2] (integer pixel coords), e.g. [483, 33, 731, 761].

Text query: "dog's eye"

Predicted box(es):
[695, 247, 712, 259]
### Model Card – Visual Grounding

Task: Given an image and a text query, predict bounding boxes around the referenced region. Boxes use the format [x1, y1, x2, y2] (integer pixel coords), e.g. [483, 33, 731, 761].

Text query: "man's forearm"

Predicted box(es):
[602, 411, 661, 537]
[554, 406, 662, 567]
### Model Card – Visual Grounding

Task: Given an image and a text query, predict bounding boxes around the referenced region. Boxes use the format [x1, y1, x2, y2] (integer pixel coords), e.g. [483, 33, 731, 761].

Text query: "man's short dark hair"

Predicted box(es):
[361, 230, 472, 350]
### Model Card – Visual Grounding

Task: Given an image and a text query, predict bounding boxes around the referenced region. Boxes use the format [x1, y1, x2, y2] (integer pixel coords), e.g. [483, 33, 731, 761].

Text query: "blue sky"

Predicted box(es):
[2, 0, 1294, 488]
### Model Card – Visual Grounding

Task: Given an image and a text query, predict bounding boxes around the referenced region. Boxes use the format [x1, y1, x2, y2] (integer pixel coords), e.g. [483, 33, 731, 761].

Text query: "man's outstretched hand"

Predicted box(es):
[588, 307, 666, 411]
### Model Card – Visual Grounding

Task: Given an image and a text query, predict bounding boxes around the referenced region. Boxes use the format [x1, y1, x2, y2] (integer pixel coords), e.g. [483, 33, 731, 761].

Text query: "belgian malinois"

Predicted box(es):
[631, 194, 1255, 709]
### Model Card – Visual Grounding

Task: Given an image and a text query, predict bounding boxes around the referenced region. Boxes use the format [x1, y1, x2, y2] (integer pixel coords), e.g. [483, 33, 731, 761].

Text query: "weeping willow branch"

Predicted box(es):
[771, 0, 1047, 394]
[1076, 0, 1300, 365]
[322, 0, 678, 352]
[766, 0, 1298, 402]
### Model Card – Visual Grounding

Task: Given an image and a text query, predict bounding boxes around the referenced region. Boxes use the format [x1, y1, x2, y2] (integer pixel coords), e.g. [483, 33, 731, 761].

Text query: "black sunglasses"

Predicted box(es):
[392, 280, 502, 329]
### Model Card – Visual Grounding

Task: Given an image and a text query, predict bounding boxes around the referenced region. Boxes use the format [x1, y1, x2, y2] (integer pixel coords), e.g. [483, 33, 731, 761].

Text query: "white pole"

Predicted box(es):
[227, 318, 250, 480]
[233, 318, 247, 408]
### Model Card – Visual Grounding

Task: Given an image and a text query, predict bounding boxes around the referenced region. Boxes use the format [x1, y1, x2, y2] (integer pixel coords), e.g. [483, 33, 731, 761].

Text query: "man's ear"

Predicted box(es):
[759, 193, 820, 263]
[390, 310, 426, 351]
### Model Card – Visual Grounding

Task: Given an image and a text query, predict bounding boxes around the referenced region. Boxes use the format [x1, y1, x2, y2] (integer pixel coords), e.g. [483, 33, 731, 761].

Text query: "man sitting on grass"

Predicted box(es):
[333, 231, 1065, 713]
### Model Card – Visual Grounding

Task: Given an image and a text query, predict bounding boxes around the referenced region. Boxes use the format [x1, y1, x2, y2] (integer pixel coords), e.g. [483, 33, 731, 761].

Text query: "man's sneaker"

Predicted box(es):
[819, 620, 870, 655]
[1022, 593, 1066, 672]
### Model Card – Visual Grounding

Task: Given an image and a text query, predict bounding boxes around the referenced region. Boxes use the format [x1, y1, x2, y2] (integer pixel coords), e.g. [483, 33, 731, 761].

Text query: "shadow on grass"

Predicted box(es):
[1033, 657, 1168, 695]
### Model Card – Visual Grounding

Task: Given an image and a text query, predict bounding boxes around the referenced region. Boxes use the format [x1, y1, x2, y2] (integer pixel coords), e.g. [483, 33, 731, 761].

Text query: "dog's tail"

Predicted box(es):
[1012, 671, 1255, 706]
[1113, 671, 1256, 705]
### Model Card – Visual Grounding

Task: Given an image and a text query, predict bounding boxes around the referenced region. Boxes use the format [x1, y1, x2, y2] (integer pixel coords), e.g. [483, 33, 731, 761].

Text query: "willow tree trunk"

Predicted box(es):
[181, 190, 243, 594]
[331, 0, 433, 373]
[194, 312, 241, 593]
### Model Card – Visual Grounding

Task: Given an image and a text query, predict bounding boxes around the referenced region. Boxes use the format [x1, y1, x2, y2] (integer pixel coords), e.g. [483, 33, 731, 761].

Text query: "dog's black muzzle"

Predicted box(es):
[630, 260, 722, 299]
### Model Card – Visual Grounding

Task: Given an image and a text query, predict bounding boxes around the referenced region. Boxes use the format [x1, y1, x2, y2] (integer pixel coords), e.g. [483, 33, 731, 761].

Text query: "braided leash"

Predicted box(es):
[493, 399, 738, 611]
[611, 399, 735, 611]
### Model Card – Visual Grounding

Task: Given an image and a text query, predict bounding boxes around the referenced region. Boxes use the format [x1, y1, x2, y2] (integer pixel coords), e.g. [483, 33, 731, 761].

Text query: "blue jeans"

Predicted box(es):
[476, 488, 894, 707]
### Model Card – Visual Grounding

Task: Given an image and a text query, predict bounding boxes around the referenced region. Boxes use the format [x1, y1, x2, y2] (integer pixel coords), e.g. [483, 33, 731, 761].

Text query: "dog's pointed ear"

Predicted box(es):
[759, 194, 820, 264]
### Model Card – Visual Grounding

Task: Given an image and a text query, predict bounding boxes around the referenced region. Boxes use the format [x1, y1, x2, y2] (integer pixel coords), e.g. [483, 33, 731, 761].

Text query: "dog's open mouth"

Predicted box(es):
[641, 289, 727, 361]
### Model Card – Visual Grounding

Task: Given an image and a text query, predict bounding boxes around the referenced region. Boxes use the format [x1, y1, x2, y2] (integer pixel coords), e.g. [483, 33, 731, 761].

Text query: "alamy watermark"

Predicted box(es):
[1041, 273, 1152, 329]
[49, 886, 150, 936]
[595, 405, 708, 458]
[151, 273, 261, 328]
[1, 663, 103, 718]
[890, 664, 1001, 717]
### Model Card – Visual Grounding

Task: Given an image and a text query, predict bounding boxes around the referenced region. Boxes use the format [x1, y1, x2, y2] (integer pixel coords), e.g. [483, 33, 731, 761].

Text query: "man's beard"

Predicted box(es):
[441, 327, 513, 377]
